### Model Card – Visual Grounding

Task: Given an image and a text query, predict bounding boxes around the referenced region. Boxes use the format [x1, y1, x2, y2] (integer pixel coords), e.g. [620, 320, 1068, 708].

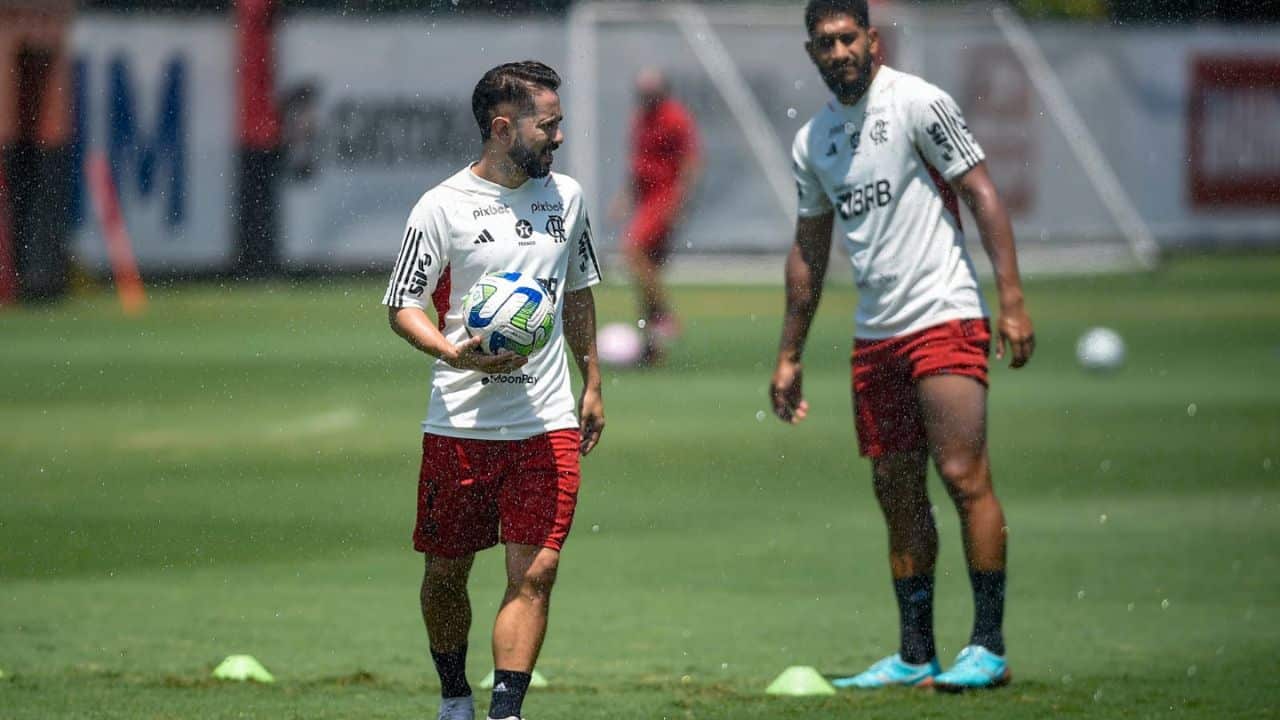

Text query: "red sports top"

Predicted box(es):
[629, 98, 699, 197]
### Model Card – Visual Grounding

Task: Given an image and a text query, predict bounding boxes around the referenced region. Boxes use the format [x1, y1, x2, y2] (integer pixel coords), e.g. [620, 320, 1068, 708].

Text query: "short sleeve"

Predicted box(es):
[566, 208, 602, 292]
[381, 203, 448, 310]
[792, 125, 833, 218]
[910, 86, 985, 181]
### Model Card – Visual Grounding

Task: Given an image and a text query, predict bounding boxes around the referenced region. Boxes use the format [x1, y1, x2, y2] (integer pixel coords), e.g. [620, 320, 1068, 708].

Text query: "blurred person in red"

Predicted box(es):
[608, 67, 701, 365]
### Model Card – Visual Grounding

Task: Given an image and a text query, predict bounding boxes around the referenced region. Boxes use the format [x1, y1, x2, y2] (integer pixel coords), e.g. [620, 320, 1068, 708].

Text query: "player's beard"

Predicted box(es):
[511, 136, 555, 179]
[819, 53, 874, 102]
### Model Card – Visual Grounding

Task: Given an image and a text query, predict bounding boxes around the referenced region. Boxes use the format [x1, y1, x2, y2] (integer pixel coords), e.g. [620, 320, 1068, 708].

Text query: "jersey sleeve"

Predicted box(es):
[910, 86, 985, 181]
[565, 207, 602, 293]
[792, 124, 832, 217]
[381, 202, 448, 310]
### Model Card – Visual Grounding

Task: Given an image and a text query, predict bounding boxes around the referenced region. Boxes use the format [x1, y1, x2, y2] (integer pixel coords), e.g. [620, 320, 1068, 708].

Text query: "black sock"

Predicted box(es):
[892, 574, 936, 664]
[430, 646, 471, 699]
[969, 569, 1007, 656]
[487, 669, 531, 719]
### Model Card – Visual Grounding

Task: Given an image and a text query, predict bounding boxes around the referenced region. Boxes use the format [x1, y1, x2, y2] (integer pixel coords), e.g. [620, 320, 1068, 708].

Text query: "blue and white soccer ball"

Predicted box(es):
[1076, 326, 1125, 372]
[462, 272, 555, 357]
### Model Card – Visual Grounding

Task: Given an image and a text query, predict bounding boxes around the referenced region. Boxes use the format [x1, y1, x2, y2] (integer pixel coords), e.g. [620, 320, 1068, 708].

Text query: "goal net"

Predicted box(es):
[567, 1, 1158, 281]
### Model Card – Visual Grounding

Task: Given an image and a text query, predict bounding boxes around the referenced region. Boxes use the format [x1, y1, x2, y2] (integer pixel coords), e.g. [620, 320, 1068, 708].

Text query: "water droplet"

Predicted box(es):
[1161, 598, 1171, 610]
[1077, 590, 1086, 600]
[1099, 513, 1108, 524]
[1127, 602, 1135, 612]
[681, 674, 692, 684]
[786, 108, 798, 119]
[1186, 403, 1198, 417]
[637, 319, 647, 329]
[755, 410, 766, 422]
[591, 524, 600, 533]
[720, 662, 730, 670]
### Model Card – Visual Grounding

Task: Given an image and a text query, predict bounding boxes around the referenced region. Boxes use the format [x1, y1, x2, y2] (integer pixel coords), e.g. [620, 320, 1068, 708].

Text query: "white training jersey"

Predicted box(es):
[793, 65, 989, 339]
[382, 165, 601, 440]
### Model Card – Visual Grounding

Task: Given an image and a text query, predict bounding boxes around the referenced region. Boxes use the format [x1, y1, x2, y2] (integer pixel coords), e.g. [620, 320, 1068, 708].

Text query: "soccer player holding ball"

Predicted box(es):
[383, 61, 604, 720]
[770, 0, 1036, 691]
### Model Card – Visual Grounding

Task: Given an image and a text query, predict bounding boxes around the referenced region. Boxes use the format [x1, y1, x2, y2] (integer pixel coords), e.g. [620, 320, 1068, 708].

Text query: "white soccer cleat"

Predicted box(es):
[437, 695, 475, 720]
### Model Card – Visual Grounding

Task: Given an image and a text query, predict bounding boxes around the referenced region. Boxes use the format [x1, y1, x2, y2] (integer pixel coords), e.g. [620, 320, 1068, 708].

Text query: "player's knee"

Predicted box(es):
[937, 453, 984, 486]
[423, 556, 471, 595]
[939, 458, 993, 509]
[510, 554, 559, 598]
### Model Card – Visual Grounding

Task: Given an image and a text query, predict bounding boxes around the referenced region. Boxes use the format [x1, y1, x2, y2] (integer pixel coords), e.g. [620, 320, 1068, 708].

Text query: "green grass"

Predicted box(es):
[2, 255, 1278, 718]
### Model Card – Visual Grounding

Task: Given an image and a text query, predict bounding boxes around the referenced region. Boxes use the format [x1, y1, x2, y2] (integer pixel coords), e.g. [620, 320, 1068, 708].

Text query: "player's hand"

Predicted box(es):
[578, 386, 605, 456]
[443, 336, 528, 374]
[997, 306, 1035, 369]
[770, 358, 809, 424]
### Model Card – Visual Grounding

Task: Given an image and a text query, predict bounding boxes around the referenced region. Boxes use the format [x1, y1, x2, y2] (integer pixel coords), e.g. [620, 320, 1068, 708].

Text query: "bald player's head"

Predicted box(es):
[635, 67, 669, 111]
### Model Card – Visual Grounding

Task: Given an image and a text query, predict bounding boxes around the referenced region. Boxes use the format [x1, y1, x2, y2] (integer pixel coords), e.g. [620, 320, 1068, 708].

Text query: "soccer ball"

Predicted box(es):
[462, 272, 555, 356]
[597, 322, 644, 367]
[1075, 327, 1125, 372]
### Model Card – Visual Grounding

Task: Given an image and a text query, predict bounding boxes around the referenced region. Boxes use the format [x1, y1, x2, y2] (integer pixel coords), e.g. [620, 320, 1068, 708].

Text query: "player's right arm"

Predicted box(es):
[382, 203, 524, 374]
[771, 212, 835, 424]
[772, 124, 835, 424]
[388, 307, 525, 374]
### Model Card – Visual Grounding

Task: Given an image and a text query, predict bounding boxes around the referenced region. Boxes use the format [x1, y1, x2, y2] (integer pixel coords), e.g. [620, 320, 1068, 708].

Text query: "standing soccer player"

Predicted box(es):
[607, 67, 701, 365]
[770, 0, 1035, 691]
[383, 61, 604, 720]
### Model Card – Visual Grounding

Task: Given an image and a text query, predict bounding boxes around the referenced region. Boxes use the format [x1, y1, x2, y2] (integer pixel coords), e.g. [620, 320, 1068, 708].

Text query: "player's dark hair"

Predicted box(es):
[472, 61, 562, 141]
[804, 0, 870, 35]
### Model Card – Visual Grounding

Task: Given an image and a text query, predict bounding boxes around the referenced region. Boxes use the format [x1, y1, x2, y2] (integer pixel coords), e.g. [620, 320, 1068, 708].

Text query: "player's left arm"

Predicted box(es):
[670, 107, 703, 217]
[563, 286, 604, 455]
[678, 118, 703, 198]
[951, 163, 1035, 368]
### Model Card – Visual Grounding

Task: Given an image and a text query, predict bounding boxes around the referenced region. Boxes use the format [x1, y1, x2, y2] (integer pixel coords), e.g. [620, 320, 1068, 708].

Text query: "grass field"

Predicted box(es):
[2, 255, 1278, 719]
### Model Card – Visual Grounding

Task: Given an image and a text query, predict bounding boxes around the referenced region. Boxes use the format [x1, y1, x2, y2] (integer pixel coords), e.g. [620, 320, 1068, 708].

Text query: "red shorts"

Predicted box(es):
[625, 188, 680, 261]
[414, 429, 581, 558]
[851, 319, 990, 458]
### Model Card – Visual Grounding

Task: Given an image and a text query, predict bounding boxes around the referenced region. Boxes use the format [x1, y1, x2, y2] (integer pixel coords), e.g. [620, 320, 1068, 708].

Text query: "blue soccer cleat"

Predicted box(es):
[436, 695, 474, 720]
[830, 654, 941, 689]
[933, 645, 1011, 692]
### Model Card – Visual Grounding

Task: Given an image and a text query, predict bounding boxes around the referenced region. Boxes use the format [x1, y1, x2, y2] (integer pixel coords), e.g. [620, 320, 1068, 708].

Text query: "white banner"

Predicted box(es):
[70, 17, 235, 272]
[66, 12, 1280, 273]
[277, 18, 568, 269]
